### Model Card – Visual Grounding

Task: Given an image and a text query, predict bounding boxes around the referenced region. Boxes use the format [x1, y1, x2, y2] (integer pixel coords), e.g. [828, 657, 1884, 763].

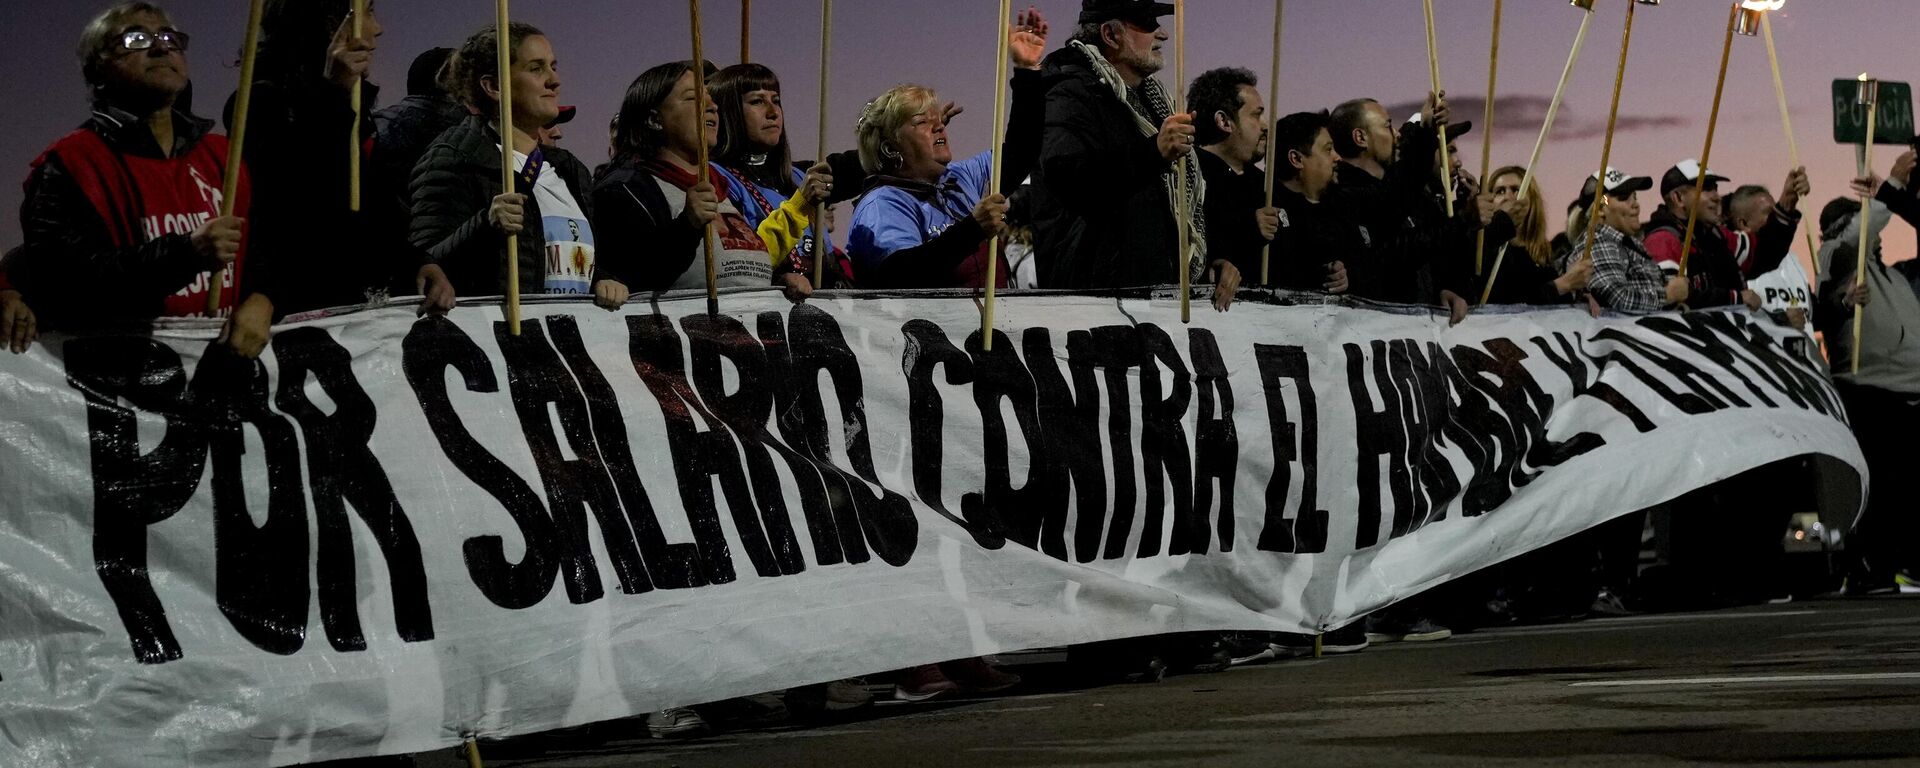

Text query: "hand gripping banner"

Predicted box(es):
[0, 289, 1865, 766]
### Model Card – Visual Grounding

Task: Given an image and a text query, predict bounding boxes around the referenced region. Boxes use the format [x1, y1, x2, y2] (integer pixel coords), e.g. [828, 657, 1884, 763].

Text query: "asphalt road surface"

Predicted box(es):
[417, 597, 1920, 767]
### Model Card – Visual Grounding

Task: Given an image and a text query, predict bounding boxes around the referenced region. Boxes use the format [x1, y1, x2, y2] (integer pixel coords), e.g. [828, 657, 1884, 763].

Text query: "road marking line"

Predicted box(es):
[1571, 672, 1920, 688]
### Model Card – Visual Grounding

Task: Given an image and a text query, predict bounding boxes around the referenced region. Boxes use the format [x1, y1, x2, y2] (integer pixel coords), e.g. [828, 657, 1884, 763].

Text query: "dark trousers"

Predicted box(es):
[1837, 380, 1920, 575]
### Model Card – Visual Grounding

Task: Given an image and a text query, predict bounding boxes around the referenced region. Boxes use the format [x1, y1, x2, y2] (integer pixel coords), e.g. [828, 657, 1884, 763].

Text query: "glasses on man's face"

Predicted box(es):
[117, 29, 190, 55]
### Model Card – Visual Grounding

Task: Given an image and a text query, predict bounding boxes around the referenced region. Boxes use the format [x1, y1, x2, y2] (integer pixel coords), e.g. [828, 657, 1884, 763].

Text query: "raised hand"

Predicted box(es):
[972, 193, 1010, 238]
[324, 13, 376, 93]
[1779, 166, 1810, 211]
[1009, 6, 1050, 70]
[796, 162, 833, 207]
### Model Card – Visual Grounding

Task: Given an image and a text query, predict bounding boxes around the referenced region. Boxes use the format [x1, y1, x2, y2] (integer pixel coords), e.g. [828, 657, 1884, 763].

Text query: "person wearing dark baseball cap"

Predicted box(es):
[1029, 0, 1244, 312]
[1565, 167, 1688, 314]
[1644, 158, 1808, 309]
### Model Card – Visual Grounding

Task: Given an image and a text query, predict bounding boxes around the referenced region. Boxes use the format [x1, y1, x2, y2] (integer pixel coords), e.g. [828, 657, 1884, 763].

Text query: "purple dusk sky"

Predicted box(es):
[3, 0, 1914, 267]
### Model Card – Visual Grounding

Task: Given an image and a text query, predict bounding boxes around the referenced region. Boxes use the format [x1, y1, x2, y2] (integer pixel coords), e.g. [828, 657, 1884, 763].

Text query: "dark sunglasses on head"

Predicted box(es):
[117, 29, 190, 54]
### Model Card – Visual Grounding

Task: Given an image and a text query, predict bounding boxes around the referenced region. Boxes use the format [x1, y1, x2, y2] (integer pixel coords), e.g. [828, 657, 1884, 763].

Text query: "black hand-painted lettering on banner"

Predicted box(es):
[273, 328, 432, 650]
[193, 349, 312, 656]
[1347, 337, 1606, 549]
[770, 306, 916, 567]
[681, 313, 807, 577]
[628, 314, 755, 584]
[496, 320, 648, 601]
[1530, 333, 1657, 433]
[1025, 329, 1110, 564]
[403, 317, 561, 610]
[902, 322, 1235, 563]
[1188, 329, 1237, 555]
[66, 337, 206, 663]
[1254, 344, 1326, 554]
[545, 316, 705, 590]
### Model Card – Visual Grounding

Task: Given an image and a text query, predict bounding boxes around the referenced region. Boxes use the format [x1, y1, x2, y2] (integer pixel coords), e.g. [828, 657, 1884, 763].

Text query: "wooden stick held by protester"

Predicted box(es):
[812, 0, 832, 289]
[207, 0, 265, 316]
[348, 0, 365, 213]
[1420, 0, 1454, 217]
[740, 0, 751, 64]
[1479, 4, 1592, 306]
[1853, 75, 1878, 375]
[1760, 12, 1820, 279]
[1261, 0, 1283, 287]
[496, 0, 521, 335]
[1676, 3, 1740, 279]
[982, 0, 1012, 351]
[465, 737, 485, 768]
[690, 0, 720, 315]
[1578, 0, 1647, 270]
[1175, 0, 1191, 323]
[1474, 0, 1502, 276]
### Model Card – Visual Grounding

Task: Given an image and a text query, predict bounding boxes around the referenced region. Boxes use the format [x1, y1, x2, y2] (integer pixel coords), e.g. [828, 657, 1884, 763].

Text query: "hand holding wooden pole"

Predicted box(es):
[690, 0, 720, 316]
[1474, 0, 1502, 277]
[207, 0, 265, 317]
[812, 0, 832, 289]
[1676, 3, 1741, 280]
[982, 0, 1012, 351]
[1760, 12, 1821, 275]
[1175, 0, 1192, 323]
[348, 0, 365, 212]
[496, 0, 521, 335]
[1479, 2, 1592, 306]
[1420, 0, 1454, 217]
[1853, 74, 1879, 375]
[1261, 0, 1283, 287]
[1578, 0, 1647, 271]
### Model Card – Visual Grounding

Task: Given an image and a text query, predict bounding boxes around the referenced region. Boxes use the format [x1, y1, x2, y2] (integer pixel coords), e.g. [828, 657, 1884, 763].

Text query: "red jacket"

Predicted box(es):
[17, 106, 251, 323]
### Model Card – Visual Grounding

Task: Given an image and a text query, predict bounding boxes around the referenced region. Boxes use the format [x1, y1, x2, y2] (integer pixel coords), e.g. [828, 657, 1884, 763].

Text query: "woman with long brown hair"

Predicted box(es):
[1480, 165, 1590, 305]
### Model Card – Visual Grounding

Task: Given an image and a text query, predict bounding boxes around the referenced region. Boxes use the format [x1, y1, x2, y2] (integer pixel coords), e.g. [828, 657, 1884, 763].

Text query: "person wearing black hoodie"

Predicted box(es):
[1261, 111, 1356, 293]
[371, 47, 464, 237]
[1028, 0, 1239, 310]
[230, 0, 452, 316]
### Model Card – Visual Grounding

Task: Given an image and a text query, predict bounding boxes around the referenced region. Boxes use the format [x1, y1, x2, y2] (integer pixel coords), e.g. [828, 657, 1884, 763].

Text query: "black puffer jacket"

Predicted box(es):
[408, 115, 594, 298]
[1029, 45, 1181, 290]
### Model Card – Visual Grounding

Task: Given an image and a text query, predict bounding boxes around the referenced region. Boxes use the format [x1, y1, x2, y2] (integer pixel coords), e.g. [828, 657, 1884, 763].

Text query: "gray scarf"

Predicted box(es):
[1070, 40, 1208, 280]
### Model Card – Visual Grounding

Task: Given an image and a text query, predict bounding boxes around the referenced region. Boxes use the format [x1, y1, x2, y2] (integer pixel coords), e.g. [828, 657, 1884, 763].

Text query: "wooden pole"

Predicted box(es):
[740, 0, 751, 63]
[690, 0, 720, 316]
[496, 0, 521, 335]
[812, 0, 832, 289]
[1261, 0, 1283, 287]
[464, 737, 485, 768]
[1578, 0, 1643, 270]
[348, 0, 365, 212]
[1852, 86, 1878, 375]
[982, 0, 1012, 351]
[1478, 7, 1591, 306]
[1474, 0, 1502, 277]
[1420, 0, 1454, 217]
[1175, 0, 1191, 323]
[1760, 13, 1820, 276]
[206, 0, 264, 316]
[1676, 3, 1739, 280]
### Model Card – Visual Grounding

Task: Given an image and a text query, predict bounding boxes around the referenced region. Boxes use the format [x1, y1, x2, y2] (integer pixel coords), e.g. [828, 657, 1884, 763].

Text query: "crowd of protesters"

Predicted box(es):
[2, 0, 1917, 754]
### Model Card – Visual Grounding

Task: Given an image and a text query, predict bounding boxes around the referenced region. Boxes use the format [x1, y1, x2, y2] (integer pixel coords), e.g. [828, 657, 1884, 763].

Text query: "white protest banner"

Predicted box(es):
[0, 290, 1865, 767]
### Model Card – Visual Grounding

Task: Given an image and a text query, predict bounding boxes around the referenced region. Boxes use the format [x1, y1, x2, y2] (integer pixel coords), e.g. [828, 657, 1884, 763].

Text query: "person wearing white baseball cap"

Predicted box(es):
[1564, 167, 1688, 313]
[1644, 158, 1808, 309]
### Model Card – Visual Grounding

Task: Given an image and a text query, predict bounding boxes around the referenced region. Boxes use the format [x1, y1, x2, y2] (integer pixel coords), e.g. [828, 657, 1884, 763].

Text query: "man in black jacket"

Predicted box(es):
[1265, 111, 1356, 293]
[1190, 67, 1280, 286]
[373, 48, 463, 227]
[1029, 0, 1239, 310]
[1327, 94, 1476, 323]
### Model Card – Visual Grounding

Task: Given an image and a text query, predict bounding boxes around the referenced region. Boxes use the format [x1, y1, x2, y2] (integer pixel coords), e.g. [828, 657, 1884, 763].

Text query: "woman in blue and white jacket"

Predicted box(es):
[848, 8, 1048, 290]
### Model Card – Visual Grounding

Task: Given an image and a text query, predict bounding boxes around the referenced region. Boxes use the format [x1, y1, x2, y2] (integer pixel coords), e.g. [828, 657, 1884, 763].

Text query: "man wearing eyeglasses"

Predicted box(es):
[13, 1, 272, 358]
